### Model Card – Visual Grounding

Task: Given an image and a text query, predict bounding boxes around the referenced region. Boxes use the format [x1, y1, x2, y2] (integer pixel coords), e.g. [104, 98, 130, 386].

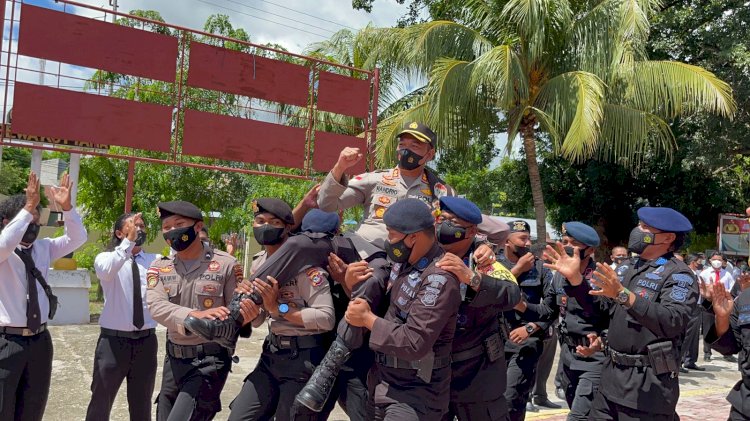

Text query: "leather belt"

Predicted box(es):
[101, 327, 155, 340]
[167, 341, 224, 359]
[451, 344, 485, 363]
[376, 353, 452, 370]
[268, 333, 324, 350]
[0, 323, 47, 337]
[609, 349, 650, 367]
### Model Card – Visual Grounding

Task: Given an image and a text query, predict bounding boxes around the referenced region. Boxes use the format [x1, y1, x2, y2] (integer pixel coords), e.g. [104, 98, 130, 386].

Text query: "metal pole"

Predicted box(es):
[124, 159, 135, 212]
[68, 153, 80, 207]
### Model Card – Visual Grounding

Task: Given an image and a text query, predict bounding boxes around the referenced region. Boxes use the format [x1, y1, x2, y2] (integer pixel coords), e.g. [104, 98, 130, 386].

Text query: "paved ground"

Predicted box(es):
[46, 323, 738, 420]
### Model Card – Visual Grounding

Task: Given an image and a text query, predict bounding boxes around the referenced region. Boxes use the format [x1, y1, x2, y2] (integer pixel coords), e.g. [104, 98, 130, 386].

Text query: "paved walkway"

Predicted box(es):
[45, 324, 738, 420]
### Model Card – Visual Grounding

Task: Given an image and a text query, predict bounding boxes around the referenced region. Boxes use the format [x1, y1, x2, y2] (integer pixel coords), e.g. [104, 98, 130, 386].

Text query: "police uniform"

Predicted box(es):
[85, 236, 158, 421]
[317, 122, 455, 248]
[146, 201, 241, 421]
[589, 207, 698, 420]
[705, 287, 750, 420]
[0, 204, 87, 421]
[228, 249, 335, 421]
[438, 197, 521, 421]
[497, 222, 553, 421]
[528, 222, 608, 420]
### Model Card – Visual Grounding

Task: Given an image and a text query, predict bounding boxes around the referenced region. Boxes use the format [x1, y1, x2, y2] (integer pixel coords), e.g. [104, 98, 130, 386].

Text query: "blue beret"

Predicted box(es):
[301, 209, 340, 233]
[562, 221, 600, 247]
[383, 198, 435, 234]
[439, 196, 482, 225]
[158, 200, 203, 221]
[637, 207, 693, 233]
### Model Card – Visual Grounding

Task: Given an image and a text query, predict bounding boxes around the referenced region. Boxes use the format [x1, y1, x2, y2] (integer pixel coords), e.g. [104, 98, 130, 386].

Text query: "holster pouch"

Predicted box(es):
[498, 315, 511, 341]
[484, 332, 503, 363]
[416, 351, 435, 383]
[647, 341, 678, 375]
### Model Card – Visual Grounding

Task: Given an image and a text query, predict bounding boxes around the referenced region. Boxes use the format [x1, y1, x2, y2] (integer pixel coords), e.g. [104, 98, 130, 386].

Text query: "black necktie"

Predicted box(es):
[20, 248, 41, 332]
[132, 257, 144, 329]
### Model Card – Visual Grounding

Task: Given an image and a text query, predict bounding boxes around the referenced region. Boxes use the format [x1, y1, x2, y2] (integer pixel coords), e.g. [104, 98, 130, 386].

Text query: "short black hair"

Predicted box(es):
[200, 226, 209, 235]
[670, 233, 686, 252]
[708, 251, 724, 260]
[0, 194, 41, 229]
[686, 253, 700, 264]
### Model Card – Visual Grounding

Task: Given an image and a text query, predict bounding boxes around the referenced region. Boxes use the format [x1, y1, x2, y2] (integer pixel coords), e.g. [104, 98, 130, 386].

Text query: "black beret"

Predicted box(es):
[637, 207, 693, 233]
[508, 220, 531, 234]
[439, 196, 482, 225]
[252, 198, 294, 225]
[157, 200, 203, 221]
[397, 121, 437, 148]
[301, 209, 340, 233]
[383, 198, 435, 234]
[562, 221, 600, 247]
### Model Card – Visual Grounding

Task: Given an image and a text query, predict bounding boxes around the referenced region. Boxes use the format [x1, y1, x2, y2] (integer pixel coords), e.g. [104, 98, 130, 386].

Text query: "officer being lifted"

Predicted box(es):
[433, 197, 521, 420]
[497, 221, 553, 421]
[343, 198, 461, 420]
[529, 222, 609, 420]
[147, 201, 258, 421]
[587, 207, 698, 420]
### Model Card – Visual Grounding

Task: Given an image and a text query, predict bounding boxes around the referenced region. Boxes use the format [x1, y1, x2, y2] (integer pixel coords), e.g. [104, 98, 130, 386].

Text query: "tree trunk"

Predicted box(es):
[520, 119, 547, 243]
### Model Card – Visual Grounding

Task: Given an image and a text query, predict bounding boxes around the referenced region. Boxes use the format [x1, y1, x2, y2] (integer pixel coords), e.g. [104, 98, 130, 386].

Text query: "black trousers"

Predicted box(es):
[320, 349, 373, 421]
[504, 340, 542, 421]
[533, 330, 557, 400]
[85, 330, 158, 421]
[156, 347, 232, 421]
[228, 341, 326, 421]
[682, 306, 702, 365]
[702, 311, 715, 357]
[373, 402, 445, 421]
[442, 398, 509, 421]
[588, 391, 680, 421]
[0, 330, 52, 421]
[559, 347, 601, 421]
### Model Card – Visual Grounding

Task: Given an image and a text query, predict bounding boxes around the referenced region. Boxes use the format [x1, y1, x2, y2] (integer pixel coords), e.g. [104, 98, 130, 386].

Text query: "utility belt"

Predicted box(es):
[268, 332, 324, 351]
[451, 332, 503, 364]
[167, 341, 225, 359]
[607, 341, 679, 376]
[0, 323, 47, 337]
[376, 351, 451, 383]
[101, 327, 155, 340]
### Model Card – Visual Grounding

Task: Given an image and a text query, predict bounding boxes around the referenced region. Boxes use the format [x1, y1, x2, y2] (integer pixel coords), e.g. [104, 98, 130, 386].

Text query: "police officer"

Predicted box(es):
[317, 121, 455, 248]
[587, 207, 698, 420]
[343, 198, 461, 420]
[497, 220, 553, 421]
[0, 172, 87, 421]
[227, 200, 336, 421]
[85, 212, 158, 421]
[147, 200, 258, 421]
[703, 269, 750, 420]
[529, 222, 608, 420]
[433, 197, 521, 420]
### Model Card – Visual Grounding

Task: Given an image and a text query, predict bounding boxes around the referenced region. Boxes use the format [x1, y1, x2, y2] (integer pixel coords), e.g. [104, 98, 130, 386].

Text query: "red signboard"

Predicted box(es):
[312, 131, 367, 174]
[317, 71, 371, 118]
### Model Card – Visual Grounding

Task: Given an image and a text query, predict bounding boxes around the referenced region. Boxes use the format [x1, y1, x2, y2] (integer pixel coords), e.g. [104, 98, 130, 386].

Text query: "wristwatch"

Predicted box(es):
[276, 303, 290, 319]
[616, 288, 631, 306]
[525, 324, 535, 334]
[469, 271, 482, 289]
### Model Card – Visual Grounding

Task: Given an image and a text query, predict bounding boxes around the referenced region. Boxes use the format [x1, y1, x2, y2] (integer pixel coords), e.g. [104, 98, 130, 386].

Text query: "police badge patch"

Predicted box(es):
[669, 286, 689, 303]
[421, 292, 437, 307]
[146, 267, 159, 289]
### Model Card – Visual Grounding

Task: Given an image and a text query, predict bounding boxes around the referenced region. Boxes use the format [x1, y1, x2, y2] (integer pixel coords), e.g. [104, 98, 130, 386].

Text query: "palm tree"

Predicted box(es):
[359, 0, 736, 242]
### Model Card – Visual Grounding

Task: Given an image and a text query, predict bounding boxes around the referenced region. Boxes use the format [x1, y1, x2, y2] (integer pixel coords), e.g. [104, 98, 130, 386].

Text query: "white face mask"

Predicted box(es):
[710, 259, 723, 270]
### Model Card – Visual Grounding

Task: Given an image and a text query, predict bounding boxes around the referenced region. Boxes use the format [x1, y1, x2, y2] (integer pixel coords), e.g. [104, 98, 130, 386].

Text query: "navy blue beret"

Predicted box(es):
[439, 196, 482, 225]
[252, 198, 294, 225]
[383, 198, 435, 234]
[301, 209, 340, 233]
[562, 221, 600, 247]
[158, 200, 203, 221]
[637, 207, 693, 233]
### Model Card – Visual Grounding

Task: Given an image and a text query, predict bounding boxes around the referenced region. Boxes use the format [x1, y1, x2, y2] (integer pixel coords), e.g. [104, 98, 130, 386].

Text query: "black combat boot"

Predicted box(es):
[295, 339, 352, 412]
[184, 292, 250, 348]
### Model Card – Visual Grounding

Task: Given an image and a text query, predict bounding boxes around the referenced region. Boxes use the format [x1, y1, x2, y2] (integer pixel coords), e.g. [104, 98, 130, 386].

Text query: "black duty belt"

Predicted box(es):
[376, 353, 452, 370]
[268, 333, 324, 350]
[561, 333, 590, 348]
[101, 327, 155, 340]
[451, 344, 485, 363]
[167, 341, 224, 359]
[609, 349, 650, 368]
[0, 323, 47, 337]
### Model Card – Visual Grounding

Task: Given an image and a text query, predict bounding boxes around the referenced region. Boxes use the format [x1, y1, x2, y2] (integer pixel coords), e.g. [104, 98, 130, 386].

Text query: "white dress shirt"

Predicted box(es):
[699, 267, 735, 292]
[95, 237, 158, 331]
[0, 208, 88, 327]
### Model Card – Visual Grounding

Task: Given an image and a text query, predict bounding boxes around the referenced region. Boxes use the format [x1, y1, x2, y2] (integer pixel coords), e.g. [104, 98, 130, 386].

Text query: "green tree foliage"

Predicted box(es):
[0, 148, 31, 195]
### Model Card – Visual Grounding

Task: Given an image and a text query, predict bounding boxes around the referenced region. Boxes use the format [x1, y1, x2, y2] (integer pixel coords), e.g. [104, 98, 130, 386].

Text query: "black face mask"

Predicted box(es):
[134, 230, 147, 247]
[398, 148, 425, 171]
[253, 224, 286, 246]
[385, 235, 412, 264]
[613, 256, 627, 266]
[564, 246, 588, 260]
[436, 221, 467, 245]
[695, 263, 704, 271]
[513, 245, 530, 258]
[163, 223, 198, 252]
[627, 227, 655, 255]
[21, 223, 41, 244]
